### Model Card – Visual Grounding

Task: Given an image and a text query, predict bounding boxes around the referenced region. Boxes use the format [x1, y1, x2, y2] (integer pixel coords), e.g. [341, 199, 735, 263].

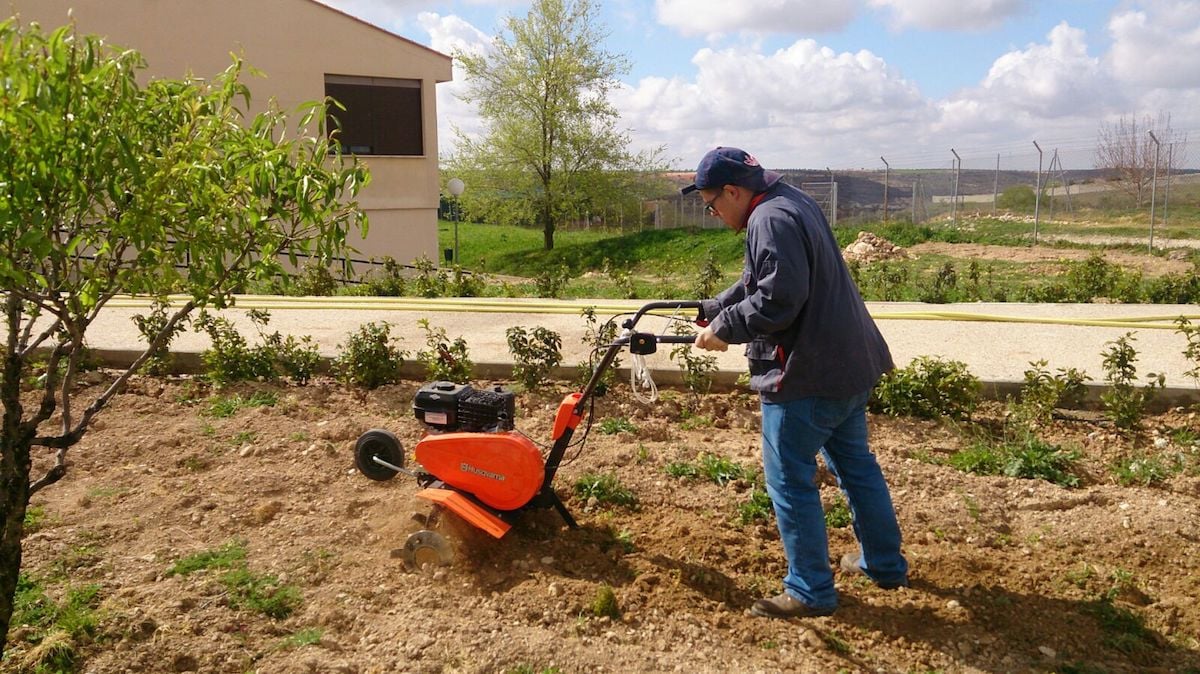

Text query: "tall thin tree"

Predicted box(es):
[451, 0, 664, 250]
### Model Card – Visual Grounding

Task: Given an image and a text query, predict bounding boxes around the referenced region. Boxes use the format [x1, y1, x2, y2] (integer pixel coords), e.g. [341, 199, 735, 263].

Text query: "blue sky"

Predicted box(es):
[321, 0, 1200, 172]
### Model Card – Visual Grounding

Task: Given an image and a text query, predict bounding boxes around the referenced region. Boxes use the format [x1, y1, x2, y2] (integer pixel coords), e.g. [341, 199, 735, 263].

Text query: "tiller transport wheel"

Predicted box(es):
[354, 429, 405, 481]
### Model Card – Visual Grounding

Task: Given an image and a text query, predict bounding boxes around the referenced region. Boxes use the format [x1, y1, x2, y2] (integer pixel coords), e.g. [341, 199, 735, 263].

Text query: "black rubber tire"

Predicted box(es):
[354, 429, 404, 481]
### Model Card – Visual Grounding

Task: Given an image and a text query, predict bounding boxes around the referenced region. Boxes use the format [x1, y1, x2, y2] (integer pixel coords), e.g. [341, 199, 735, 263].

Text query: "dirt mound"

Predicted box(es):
[8, 375, 1200, 673]
[843, 231, 907, 263]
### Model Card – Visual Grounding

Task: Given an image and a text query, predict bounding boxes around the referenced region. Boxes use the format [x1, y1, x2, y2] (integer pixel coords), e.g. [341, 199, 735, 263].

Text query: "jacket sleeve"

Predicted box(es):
[710, 210, 809, 344]
[700, 279, 744, 323]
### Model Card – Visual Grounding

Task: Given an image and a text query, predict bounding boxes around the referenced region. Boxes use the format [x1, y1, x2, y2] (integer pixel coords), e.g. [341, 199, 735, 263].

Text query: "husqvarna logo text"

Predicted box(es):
[461, 462, 505, 481]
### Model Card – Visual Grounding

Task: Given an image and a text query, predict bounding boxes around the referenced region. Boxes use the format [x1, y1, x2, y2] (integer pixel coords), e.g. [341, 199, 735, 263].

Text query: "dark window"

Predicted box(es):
[324, 75, 423, 156]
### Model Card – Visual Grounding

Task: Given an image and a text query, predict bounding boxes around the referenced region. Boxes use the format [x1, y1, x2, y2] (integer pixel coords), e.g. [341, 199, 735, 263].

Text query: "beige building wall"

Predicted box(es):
[9, 0, 452, 269]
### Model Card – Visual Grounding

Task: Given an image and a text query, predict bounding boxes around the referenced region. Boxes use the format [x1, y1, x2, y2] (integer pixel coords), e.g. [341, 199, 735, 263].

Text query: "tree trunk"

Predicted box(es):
[0, 348, 32, 659]
[0, 443, 30, 659]
[541, 202, 555, 251]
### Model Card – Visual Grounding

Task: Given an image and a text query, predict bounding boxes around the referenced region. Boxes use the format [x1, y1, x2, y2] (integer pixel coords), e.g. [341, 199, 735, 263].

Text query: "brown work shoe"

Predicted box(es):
[750, 593, 836, 619]
[840, 552, 908, 589]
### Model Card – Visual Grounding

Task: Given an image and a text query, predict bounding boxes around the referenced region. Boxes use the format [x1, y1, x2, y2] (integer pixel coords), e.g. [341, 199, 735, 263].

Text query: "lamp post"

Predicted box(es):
[447, 178, 465, 265]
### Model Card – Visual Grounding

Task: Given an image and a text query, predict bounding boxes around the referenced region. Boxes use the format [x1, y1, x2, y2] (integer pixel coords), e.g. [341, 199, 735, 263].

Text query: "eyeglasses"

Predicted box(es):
[703, 191, 723, 216]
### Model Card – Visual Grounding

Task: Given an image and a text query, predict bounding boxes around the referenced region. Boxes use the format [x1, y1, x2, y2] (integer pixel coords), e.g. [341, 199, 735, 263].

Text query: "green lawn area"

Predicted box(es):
[419, 213, 1198, 302]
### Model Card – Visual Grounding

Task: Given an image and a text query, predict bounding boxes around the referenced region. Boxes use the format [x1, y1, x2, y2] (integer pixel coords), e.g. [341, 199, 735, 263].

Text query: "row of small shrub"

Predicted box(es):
[868, 331, 1172, 432]
[142, 304, 1200, 424]
[850, 254, 1200, 304]
[266, 250, 733, 302]
[138, 304, 724, 396]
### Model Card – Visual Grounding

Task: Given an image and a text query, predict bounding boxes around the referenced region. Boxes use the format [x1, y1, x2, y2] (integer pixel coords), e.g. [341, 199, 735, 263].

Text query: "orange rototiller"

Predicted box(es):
[352, 301, 704, 568]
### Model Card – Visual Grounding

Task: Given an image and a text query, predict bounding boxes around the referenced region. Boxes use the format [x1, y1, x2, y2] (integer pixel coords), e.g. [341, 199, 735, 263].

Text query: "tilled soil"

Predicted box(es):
[7, 374, 1200, 673]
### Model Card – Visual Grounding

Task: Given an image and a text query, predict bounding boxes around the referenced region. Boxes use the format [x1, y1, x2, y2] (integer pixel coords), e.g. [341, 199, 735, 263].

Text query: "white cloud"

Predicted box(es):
[868, 0, 1026, 31]
[655, 0, 858, 38]
[611, 39, 934, 168]
[418, 11, 491, 58]
[416, 12, 493, 153]
[935, 21, 1118, 139]
[1108, 0, 1200, 89]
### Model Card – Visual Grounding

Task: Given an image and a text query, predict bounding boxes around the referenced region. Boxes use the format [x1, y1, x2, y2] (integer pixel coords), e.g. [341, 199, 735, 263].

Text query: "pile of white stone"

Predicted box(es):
[842, 231, 907, 263]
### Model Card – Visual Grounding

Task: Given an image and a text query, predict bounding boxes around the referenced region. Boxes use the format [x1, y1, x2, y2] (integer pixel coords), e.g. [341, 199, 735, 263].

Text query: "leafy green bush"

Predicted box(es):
[575, 307, 620, 395]
[590, 584, 621, 619]
[692, 248, 725, 299]
[359, 257, 408, 296]
[996, 184, 1036, 211]
[738, 483, 774, 525]
[667, 322, 719, 394]
[573, 472, 637, 509]
[193, 309, 321, 384]
[204, 391, 278, 419]
[861, 262, 911, 301]
[194, 311, 277, 384]
[870, 356, 980, 420]
[534, 264, 572, 298]
[1011, 360, 1091, 427]
[916, 261, 960, 304]
[1100, 332, 1164, 430]
[948, 435, 1080, 487]
[1065, 255, 1143, 303]
[1030, 254, 1143, 303]
[824, 495, 852, 528]
[506, 325, 563, 389]
[1144, 270, 1200, 304]
[132, 300, 189, 376]
[1178, 316, 1200, 386]
[447, 265, 488, 297]
[1111, 452, 1176, 486]
[287, 262, 339, 297]
[416, 319, 473, 383]
[598, 417, 637, 435]
[411, 255, 448, 298]
[332, 322, 407, 389]
[23, 504, 47, 533]
[266, 332, 322, 385]
[602, 258, 637, 299]
[665, 452, 752, 486]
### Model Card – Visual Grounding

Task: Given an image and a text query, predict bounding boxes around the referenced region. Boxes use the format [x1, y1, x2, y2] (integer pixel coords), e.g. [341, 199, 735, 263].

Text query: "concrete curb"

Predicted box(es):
[88, 348, 1199, 411]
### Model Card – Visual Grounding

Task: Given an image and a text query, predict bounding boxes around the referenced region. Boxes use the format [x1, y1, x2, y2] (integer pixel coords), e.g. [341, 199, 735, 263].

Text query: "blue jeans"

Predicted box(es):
[760, 389, 907, 608]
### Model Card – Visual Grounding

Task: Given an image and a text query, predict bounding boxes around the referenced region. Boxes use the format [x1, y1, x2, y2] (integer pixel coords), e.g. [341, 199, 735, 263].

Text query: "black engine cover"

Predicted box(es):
[413, 381, 515, 432]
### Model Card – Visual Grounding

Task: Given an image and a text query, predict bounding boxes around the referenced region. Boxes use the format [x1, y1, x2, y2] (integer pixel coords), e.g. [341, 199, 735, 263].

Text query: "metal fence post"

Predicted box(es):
[993, 153, 999, 216]
[950, 149, 961, 227]
[1033, 141, 1042, 244]
[1148, 130, 1160, 251]
[881, 156, 889, 222]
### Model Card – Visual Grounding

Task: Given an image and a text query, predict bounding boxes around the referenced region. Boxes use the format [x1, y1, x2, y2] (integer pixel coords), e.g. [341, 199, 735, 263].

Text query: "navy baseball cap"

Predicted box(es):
[680, 147, 781, 195]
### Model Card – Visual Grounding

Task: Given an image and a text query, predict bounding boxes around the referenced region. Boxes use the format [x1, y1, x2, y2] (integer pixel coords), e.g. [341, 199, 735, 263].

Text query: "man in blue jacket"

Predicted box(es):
[684, 147, 908, 618]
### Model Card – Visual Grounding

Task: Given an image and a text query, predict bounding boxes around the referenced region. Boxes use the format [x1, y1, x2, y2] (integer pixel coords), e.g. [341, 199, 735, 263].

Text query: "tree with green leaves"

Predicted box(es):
[0, 20, 367, 656]
[449, 0, 666, 250]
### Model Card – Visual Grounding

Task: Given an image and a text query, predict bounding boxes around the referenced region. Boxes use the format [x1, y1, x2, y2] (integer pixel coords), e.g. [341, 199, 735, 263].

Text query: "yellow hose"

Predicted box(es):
[104, 295, 1199, 330]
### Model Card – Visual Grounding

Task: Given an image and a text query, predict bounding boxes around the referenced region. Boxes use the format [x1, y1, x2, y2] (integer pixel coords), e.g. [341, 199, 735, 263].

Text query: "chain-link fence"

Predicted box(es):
[647, 137, 1194, 248]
